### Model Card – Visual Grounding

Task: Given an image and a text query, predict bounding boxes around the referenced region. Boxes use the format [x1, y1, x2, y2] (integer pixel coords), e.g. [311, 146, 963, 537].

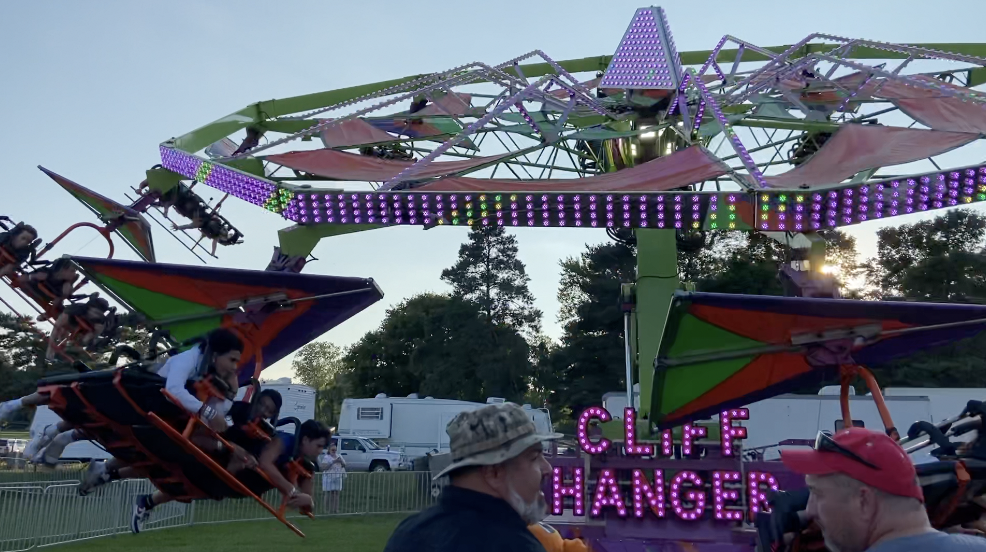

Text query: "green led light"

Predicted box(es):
[729, 214, 736, 220]
[778, 195, 787, 202]
[467, 210, 473, 217]
[495, 195, 502, 201]
[710, 222, 718, 229]
[452, 218, 459, 225]
[761, 205, 769, 211]
[480, 203, 487, 210]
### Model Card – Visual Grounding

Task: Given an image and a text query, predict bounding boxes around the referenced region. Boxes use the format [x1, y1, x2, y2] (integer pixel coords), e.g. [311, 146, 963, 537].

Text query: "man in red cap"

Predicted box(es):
[781, 428, 984, 552]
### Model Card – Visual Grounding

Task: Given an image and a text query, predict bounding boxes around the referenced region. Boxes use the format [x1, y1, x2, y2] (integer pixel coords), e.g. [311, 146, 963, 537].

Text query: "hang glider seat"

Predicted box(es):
[39, 352, 312, 536]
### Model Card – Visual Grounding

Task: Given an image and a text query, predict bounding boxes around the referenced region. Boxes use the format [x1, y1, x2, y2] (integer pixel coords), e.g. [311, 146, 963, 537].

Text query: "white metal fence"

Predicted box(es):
[0, 465, 439, 552]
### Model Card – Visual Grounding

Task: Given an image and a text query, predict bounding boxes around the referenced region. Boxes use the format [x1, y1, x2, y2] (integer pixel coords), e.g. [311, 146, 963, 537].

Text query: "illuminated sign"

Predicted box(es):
[554, 407, 779, 521]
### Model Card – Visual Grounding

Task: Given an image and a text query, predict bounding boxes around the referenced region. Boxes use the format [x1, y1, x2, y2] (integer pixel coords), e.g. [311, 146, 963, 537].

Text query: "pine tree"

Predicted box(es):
[441, 225, 542, 336]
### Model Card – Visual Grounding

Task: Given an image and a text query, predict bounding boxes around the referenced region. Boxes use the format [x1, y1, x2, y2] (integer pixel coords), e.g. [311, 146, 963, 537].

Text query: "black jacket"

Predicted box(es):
[384, 485, 546, 552]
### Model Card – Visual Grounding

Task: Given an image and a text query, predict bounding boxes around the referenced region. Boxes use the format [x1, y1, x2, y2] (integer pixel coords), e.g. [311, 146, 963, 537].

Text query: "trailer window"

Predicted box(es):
[357, 407, 384, 420]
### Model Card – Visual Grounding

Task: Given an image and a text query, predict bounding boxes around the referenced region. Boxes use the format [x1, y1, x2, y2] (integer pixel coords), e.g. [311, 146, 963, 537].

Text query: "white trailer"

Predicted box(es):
[338, 395, 553, 460]
[236, 380, 317, 433]
[28, 380, 317, 462]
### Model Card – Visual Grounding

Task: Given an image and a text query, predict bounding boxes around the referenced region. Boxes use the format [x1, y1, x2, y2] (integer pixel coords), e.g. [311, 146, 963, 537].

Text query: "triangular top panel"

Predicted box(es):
[600, 6, 684, 90]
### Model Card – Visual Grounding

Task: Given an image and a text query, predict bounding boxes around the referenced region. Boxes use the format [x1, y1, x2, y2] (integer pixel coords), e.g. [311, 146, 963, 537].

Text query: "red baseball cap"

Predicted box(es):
[780, 428, 924, 502]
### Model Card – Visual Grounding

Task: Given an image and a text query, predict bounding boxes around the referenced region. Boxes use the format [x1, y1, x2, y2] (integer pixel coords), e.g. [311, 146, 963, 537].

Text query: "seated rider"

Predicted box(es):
[17, 258, 79, 316]
[0, 222, 39, 279]
[126, 390, 289, 533]
[46, 294, 110, 361]
[173, 212, 232, 257]
[78, 328, 247, 493]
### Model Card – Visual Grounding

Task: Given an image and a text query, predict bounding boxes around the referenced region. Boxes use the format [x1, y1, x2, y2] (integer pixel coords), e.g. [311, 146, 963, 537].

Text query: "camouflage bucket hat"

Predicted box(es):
[433, 402, 562, 480]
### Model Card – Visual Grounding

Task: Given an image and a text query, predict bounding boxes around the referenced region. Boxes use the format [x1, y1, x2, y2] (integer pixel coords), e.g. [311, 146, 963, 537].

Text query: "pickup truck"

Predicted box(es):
[331, 435, 408, 472]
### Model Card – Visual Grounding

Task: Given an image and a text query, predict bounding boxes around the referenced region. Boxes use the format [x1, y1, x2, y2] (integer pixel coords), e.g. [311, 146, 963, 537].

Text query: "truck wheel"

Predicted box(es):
[370, 461, 391, 473]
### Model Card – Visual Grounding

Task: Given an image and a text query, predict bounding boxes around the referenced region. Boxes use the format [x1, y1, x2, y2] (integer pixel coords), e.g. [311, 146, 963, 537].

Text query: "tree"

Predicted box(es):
[865, 209, 986, 300]
[547, 229, 862, 421]
[441, 225, 542, 336]
[549, 241, 636, 417]
[0, 313, 47, 429]
[344, 293, 532, 403]
[292, 341, 349, 428]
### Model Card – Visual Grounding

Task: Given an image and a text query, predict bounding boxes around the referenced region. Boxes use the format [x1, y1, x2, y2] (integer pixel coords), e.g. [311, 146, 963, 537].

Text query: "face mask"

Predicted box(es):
[505, 480, 548, 525]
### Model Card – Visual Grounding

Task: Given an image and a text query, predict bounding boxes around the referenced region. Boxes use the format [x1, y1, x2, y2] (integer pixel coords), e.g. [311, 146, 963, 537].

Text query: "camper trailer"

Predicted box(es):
[338, 395, 553, 460]
[29, 379, 316, 462]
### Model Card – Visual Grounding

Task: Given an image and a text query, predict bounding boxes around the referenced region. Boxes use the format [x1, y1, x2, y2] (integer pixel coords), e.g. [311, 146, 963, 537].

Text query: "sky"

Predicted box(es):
[2, 0, 985, 382]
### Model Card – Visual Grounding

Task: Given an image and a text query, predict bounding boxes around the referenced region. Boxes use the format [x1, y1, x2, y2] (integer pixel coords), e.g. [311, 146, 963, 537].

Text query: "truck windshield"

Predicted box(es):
[361, 439, 382, 450]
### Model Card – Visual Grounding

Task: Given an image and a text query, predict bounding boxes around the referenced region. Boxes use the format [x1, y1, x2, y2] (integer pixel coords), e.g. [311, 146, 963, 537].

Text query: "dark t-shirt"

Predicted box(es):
[383, 486, 546, 552]
[867, 531, 986, 552]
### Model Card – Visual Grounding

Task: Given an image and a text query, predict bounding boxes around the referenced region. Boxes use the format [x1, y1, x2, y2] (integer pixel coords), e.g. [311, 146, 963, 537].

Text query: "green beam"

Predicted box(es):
[635, 229, 680, 421]
[170, 43, 986, 154]
[145, 167, 184, 194]
[277, 223, 385, 257]
[172, 104, 260, 155]
[969, 68, 986, 88]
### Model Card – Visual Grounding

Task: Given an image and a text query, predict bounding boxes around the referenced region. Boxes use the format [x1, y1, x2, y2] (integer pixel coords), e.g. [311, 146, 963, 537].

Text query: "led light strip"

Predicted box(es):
[161, 146, 986, 232]
[757, 164, 986, 231]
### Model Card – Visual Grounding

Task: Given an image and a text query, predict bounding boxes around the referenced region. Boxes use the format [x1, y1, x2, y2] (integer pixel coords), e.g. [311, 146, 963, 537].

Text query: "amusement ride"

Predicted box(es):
[4, 4, 986, 549]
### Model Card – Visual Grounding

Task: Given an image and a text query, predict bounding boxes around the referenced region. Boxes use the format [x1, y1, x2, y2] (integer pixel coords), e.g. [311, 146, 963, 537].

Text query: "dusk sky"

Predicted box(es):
[2, 0, 984, 382]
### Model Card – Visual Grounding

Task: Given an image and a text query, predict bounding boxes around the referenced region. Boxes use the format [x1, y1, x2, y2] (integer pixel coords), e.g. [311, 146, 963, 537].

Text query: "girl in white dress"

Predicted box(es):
[319, 442, 346, 513]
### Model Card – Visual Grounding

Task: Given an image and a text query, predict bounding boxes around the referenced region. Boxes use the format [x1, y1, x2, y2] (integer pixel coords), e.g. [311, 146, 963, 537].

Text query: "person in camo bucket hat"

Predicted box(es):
[434, 401, 563, 480]
[384, 402, 563, 552]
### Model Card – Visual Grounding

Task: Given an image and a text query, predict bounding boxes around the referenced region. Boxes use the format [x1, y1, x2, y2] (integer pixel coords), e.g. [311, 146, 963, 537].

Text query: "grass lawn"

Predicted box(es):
[51, 515, 409, 552]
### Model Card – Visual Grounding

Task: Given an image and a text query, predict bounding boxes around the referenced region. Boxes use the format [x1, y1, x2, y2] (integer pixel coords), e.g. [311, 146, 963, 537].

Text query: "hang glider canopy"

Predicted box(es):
[760, 125, 979, 189]
[70, 256, 383, 384]
[410, 93, 482, 117]
[364, 117, 478, 150]
[549, 78, 601, 99]
[266, 148, 512, 182]
[651, 292, 986, 429]
[416, 146, 729, 192]
[840, 73, 986, 134]
[319, 119, 400, 149]
[39, 166, 156, 263]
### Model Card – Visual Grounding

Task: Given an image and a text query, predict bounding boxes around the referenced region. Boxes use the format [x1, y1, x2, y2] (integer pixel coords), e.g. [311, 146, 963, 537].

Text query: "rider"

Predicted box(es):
[130, 406, 327, 535]
[17, 257, 79, 315]
[126, 390, 287, 534]
[45, 294, 110, 361]
[252, 419, 329, 512]
[76, 328, 245, 491]
[0, 223, 38, 279]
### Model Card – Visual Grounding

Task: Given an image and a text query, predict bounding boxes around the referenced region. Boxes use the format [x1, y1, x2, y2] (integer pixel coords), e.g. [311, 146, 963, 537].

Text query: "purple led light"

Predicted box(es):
[600, 7, 682, 89]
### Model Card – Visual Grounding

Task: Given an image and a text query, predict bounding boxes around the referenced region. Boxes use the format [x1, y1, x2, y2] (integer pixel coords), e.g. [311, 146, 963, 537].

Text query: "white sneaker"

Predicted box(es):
[78, 460, 109, 496]
[25, 424, 59, 460]
[37, 429, 77, 466]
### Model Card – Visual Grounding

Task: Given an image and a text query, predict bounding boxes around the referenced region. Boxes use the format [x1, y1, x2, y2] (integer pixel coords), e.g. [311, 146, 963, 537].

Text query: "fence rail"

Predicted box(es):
[0, 468, 439, 552]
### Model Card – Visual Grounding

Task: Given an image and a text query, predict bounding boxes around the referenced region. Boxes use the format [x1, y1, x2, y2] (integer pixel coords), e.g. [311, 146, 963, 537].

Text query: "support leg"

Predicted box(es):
[636, 229, 680, 423]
